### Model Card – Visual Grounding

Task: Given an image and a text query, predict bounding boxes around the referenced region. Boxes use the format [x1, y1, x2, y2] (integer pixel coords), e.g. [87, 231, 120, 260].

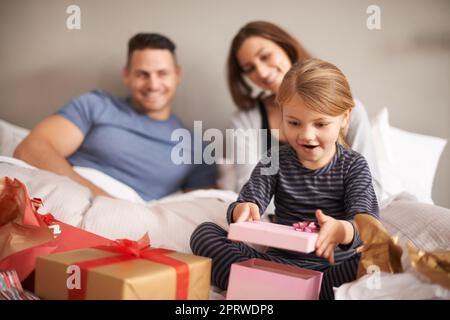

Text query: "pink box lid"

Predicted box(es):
[228, 221, 318, 253]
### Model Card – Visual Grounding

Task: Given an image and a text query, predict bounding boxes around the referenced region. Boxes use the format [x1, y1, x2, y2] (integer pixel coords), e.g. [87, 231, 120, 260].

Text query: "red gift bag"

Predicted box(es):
[0, 177, 111, 282]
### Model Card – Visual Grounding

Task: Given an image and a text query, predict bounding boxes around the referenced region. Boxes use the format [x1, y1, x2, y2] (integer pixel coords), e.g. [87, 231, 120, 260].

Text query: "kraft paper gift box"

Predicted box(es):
[226, 258, 323, 300]
[228, 221, 318, 253]
[34, 234, 211, 300]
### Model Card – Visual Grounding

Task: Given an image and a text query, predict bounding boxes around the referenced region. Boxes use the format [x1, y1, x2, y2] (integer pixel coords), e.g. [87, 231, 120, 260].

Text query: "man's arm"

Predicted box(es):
[14, 115, 110, 197]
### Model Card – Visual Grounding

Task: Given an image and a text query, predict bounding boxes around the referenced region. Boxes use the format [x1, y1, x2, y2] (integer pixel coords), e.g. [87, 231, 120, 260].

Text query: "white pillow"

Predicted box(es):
[0, 161, 92, 227]
[0, 119, 30, 157]
[371, 108, 447, 204]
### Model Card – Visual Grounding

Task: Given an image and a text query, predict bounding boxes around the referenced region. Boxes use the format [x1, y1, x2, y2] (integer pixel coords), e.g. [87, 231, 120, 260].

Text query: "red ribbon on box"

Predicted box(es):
[67, 233, 190, 300]
[41, 213, 56, 225]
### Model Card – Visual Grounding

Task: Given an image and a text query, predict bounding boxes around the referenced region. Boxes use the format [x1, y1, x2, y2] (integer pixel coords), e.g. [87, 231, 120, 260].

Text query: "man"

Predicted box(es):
[14, 33, 217, 201]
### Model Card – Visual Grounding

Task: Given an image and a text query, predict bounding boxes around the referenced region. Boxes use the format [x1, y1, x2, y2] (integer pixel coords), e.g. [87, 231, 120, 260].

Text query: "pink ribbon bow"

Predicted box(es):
[293, 221, 319, 233]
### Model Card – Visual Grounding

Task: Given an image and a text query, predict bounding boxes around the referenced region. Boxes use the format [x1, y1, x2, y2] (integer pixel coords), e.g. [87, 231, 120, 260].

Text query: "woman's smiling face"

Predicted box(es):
[237, 36, 292, 94]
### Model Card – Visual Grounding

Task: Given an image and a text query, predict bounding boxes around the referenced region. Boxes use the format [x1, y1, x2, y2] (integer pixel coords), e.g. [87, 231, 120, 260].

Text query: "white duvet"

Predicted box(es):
[0, 156, 235, 254]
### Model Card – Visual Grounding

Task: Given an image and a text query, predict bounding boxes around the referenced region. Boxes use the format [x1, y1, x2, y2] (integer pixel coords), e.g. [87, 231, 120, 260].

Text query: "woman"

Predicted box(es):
[225, 20, 382, 201]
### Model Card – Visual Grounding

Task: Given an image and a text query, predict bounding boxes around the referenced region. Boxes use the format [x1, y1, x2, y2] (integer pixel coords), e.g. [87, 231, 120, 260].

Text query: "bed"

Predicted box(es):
[1, 115, 449, 299]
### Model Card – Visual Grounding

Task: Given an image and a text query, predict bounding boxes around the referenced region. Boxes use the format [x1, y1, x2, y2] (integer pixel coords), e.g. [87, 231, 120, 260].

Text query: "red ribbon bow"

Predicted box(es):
[41, 213, 56, 225]
[111, 233, 151, 257]
[68, 233, 189, 300]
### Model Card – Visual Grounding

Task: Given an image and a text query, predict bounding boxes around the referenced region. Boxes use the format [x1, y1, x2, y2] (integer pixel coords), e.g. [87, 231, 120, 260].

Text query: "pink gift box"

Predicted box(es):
[226, 258, 323, 300]
[228, 221, 318, 253]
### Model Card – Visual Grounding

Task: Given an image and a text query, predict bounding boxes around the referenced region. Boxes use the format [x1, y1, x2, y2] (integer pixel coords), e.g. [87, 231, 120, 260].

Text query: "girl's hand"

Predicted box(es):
[233, 202, 261, 223]
[315, 209, 353, 264]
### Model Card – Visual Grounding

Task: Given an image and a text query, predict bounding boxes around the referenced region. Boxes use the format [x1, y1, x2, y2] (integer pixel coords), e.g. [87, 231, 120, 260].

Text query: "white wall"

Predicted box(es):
[0, 0, 449, 207]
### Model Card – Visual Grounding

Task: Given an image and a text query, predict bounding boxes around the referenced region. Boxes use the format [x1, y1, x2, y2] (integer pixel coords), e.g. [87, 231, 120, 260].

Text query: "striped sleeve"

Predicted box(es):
[340, 155, 379, 251]
[344, 155, 379, 218]
[226, 153, 278, 224]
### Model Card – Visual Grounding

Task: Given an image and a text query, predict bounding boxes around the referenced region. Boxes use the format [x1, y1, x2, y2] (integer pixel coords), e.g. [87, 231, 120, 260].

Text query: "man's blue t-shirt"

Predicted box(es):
[57, 90, 217, 201]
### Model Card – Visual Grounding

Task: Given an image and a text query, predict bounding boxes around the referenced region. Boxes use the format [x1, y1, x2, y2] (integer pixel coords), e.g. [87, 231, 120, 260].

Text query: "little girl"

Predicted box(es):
[190, 58, 379, 300]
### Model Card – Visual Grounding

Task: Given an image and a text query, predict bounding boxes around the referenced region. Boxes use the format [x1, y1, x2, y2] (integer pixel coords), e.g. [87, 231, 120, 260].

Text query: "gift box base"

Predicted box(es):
[226, 258, 322, 300]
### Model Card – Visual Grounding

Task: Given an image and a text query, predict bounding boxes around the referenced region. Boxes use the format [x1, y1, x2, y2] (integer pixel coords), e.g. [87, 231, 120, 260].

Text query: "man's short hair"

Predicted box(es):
[127, 33, 177, 65]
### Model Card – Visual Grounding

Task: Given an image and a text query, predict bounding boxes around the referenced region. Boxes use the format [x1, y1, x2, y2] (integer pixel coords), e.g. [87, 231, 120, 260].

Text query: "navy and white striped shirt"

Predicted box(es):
[227, 143, 379, 265]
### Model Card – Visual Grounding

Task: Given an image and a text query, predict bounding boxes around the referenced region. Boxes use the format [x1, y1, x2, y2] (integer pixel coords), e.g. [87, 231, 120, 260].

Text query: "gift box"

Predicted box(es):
[0, 270, 39, 300]
[0, 177, 111, 282]
[35, 234, 211, 300]
[226, 258, 322, 300]
[0, 178, 56, 280]
[0, 269, 23, 292]
[228, 221, 318, 253]
[38, 212, 111, 254]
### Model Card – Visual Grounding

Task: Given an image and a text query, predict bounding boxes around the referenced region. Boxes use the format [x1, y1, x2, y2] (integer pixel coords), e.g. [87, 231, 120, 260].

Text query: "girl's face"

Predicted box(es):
[237, 36, 292, 94]
[282, 94, 350, 170]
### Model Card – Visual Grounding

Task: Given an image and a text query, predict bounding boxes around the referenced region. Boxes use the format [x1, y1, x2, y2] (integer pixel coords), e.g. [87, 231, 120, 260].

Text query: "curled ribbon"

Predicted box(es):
[292, 221, 319, 233]
[31, 198, 43, 210]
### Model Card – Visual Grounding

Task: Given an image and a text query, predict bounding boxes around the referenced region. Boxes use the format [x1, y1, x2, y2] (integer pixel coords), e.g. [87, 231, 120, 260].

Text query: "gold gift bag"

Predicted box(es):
[408, 243, 450, 291]
[354, 214, 403, 278]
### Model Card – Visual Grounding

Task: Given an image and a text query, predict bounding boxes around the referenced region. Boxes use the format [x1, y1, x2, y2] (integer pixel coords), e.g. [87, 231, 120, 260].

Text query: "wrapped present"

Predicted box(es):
[0, 269, 22, 291]
[0, 177, 56, 280]
[0, 269, 39, 300]
[0, 177, 111, 282]
[0, 288, 40, 300]
[35, 234, 211, 300]
[226, 258, 322, 300]
[38, 212, 111, 254]
[228, 221, 318, 253]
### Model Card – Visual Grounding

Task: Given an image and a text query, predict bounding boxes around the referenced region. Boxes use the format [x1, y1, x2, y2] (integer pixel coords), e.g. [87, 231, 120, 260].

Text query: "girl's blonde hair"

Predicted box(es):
[276, 58, 354, 146]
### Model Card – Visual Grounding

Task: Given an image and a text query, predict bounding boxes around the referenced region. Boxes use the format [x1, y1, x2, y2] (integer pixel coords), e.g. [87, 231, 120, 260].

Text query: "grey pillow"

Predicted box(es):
[380, 194, 450, 251]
